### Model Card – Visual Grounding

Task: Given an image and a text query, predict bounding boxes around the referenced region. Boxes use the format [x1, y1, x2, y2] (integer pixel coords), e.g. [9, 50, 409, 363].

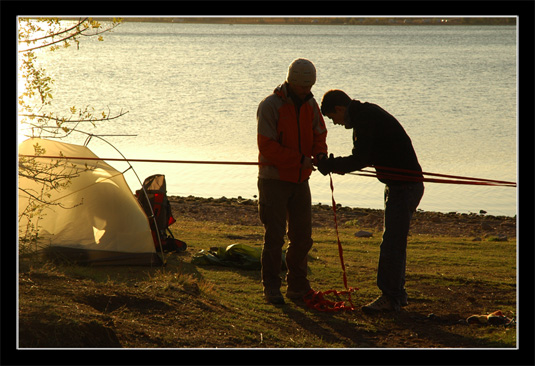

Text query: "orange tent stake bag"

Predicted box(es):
[303, 174, 358, 312]
[136, 174, 187, 253]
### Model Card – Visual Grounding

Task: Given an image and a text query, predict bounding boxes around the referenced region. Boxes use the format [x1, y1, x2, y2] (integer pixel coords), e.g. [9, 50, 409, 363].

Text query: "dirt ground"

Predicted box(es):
[16, 196, 518, 353]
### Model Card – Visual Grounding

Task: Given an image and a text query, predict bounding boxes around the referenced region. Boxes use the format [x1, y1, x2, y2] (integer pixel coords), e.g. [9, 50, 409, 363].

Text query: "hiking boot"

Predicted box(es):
[264, 288, 285, 304]
[362, 295, 398, 313]
[286, 288, 313, 300]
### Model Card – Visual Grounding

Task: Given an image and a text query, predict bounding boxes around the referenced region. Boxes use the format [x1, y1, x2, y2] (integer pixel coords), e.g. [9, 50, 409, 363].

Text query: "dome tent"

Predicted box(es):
[18, 138, 162, 266]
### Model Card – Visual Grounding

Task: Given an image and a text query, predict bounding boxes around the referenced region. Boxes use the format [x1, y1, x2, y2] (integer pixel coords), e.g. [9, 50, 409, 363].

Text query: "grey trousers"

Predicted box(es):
[377, 182, 424, 309]
[258, 178, 313, 292]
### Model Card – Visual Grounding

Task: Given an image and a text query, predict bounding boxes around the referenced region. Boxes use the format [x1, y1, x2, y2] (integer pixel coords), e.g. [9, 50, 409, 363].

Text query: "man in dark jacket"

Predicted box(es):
[318, 89, 424, 312]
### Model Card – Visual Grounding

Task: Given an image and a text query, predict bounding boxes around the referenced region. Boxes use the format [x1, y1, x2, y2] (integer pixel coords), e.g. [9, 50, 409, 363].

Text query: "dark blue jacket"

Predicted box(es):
[330, 100, 423, 185]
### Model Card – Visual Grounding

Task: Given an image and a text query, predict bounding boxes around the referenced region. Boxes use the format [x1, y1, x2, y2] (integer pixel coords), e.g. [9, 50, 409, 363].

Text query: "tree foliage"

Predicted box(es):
[18, 17, 124, 251]
[18, 17, 126, 138]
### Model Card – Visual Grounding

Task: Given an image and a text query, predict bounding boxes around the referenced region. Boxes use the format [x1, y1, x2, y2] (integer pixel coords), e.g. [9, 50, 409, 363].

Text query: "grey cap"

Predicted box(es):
[286, 58, 316, 87]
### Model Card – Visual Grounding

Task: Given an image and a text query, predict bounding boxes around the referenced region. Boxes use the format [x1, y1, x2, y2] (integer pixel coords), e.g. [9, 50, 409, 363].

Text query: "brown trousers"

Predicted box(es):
[257, 178, 313, 292]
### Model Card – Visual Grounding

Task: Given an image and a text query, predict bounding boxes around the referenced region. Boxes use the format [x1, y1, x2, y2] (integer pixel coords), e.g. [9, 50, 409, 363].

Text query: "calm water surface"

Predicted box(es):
[20, 22, 517, 216]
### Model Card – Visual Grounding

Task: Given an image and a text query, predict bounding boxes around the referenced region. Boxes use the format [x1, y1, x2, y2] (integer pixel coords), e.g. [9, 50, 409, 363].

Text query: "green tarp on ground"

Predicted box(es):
[192, 243, 286, 270]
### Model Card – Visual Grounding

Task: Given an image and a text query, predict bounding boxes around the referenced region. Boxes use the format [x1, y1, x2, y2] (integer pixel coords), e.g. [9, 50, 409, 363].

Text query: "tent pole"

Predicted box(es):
[62, 130, 168, 265]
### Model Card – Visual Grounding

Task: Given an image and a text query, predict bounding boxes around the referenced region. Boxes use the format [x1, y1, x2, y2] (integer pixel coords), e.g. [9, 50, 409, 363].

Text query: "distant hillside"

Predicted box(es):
[120, 17, 516, 26]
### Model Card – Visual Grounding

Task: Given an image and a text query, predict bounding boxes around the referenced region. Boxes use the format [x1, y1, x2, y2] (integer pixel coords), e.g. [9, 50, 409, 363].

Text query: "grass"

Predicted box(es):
[18, 215, 517, 351]
[169, 217, 517, 348]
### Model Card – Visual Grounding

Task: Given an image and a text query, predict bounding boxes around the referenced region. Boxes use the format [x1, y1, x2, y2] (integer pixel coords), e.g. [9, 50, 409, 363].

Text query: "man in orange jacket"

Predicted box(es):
[257, 58, 328, 304]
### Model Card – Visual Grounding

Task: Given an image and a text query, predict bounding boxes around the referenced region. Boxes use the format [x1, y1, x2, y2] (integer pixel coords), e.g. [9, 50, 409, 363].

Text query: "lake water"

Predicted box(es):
[19, 21, 517, 217]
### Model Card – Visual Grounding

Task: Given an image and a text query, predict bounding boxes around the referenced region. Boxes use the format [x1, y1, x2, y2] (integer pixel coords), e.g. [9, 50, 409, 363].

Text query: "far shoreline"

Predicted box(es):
[54, 16, 517, 27]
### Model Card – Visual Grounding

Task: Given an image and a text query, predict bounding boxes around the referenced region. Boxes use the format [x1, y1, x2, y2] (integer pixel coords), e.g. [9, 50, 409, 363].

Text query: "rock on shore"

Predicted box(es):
[168, 195, 516, 239]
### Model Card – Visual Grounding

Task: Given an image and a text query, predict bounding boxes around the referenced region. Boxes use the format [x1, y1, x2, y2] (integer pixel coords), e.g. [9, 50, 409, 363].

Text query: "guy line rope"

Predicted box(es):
[19, 155, 516, 188]
[20, 153, 516, 311]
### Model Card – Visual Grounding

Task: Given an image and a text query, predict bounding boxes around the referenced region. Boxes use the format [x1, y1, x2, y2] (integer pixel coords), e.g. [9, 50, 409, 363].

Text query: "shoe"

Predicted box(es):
[286, 288, 313, 300]
[264, 288, 285, 304]
[362, 295, 397, 313]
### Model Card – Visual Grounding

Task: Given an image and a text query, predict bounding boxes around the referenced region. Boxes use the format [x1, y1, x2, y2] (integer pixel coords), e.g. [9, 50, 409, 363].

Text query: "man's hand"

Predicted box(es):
[314, 153, 327, 165]
[317, 155, 333, 176]
[317, 154, 346, 176]
[303, 156, 315, 171]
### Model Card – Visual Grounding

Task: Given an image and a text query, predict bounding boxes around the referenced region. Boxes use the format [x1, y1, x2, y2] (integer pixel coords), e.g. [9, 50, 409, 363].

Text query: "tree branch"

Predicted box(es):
[18, 18, 121, 53]
[19, 109, 129, 123]
[19, 18, 88, 44]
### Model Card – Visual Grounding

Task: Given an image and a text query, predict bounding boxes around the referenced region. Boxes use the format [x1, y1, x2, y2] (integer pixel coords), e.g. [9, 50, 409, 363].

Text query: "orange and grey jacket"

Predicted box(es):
[257, 83, 328, 183]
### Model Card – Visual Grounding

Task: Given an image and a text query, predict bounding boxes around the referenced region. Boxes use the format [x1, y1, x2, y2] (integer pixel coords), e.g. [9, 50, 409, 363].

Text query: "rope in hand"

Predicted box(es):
[302, 173, 358, 312]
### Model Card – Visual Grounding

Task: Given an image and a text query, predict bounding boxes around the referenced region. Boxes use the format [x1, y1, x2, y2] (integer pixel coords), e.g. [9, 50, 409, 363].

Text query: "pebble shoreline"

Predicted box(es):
[168, 195, 517, 240]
